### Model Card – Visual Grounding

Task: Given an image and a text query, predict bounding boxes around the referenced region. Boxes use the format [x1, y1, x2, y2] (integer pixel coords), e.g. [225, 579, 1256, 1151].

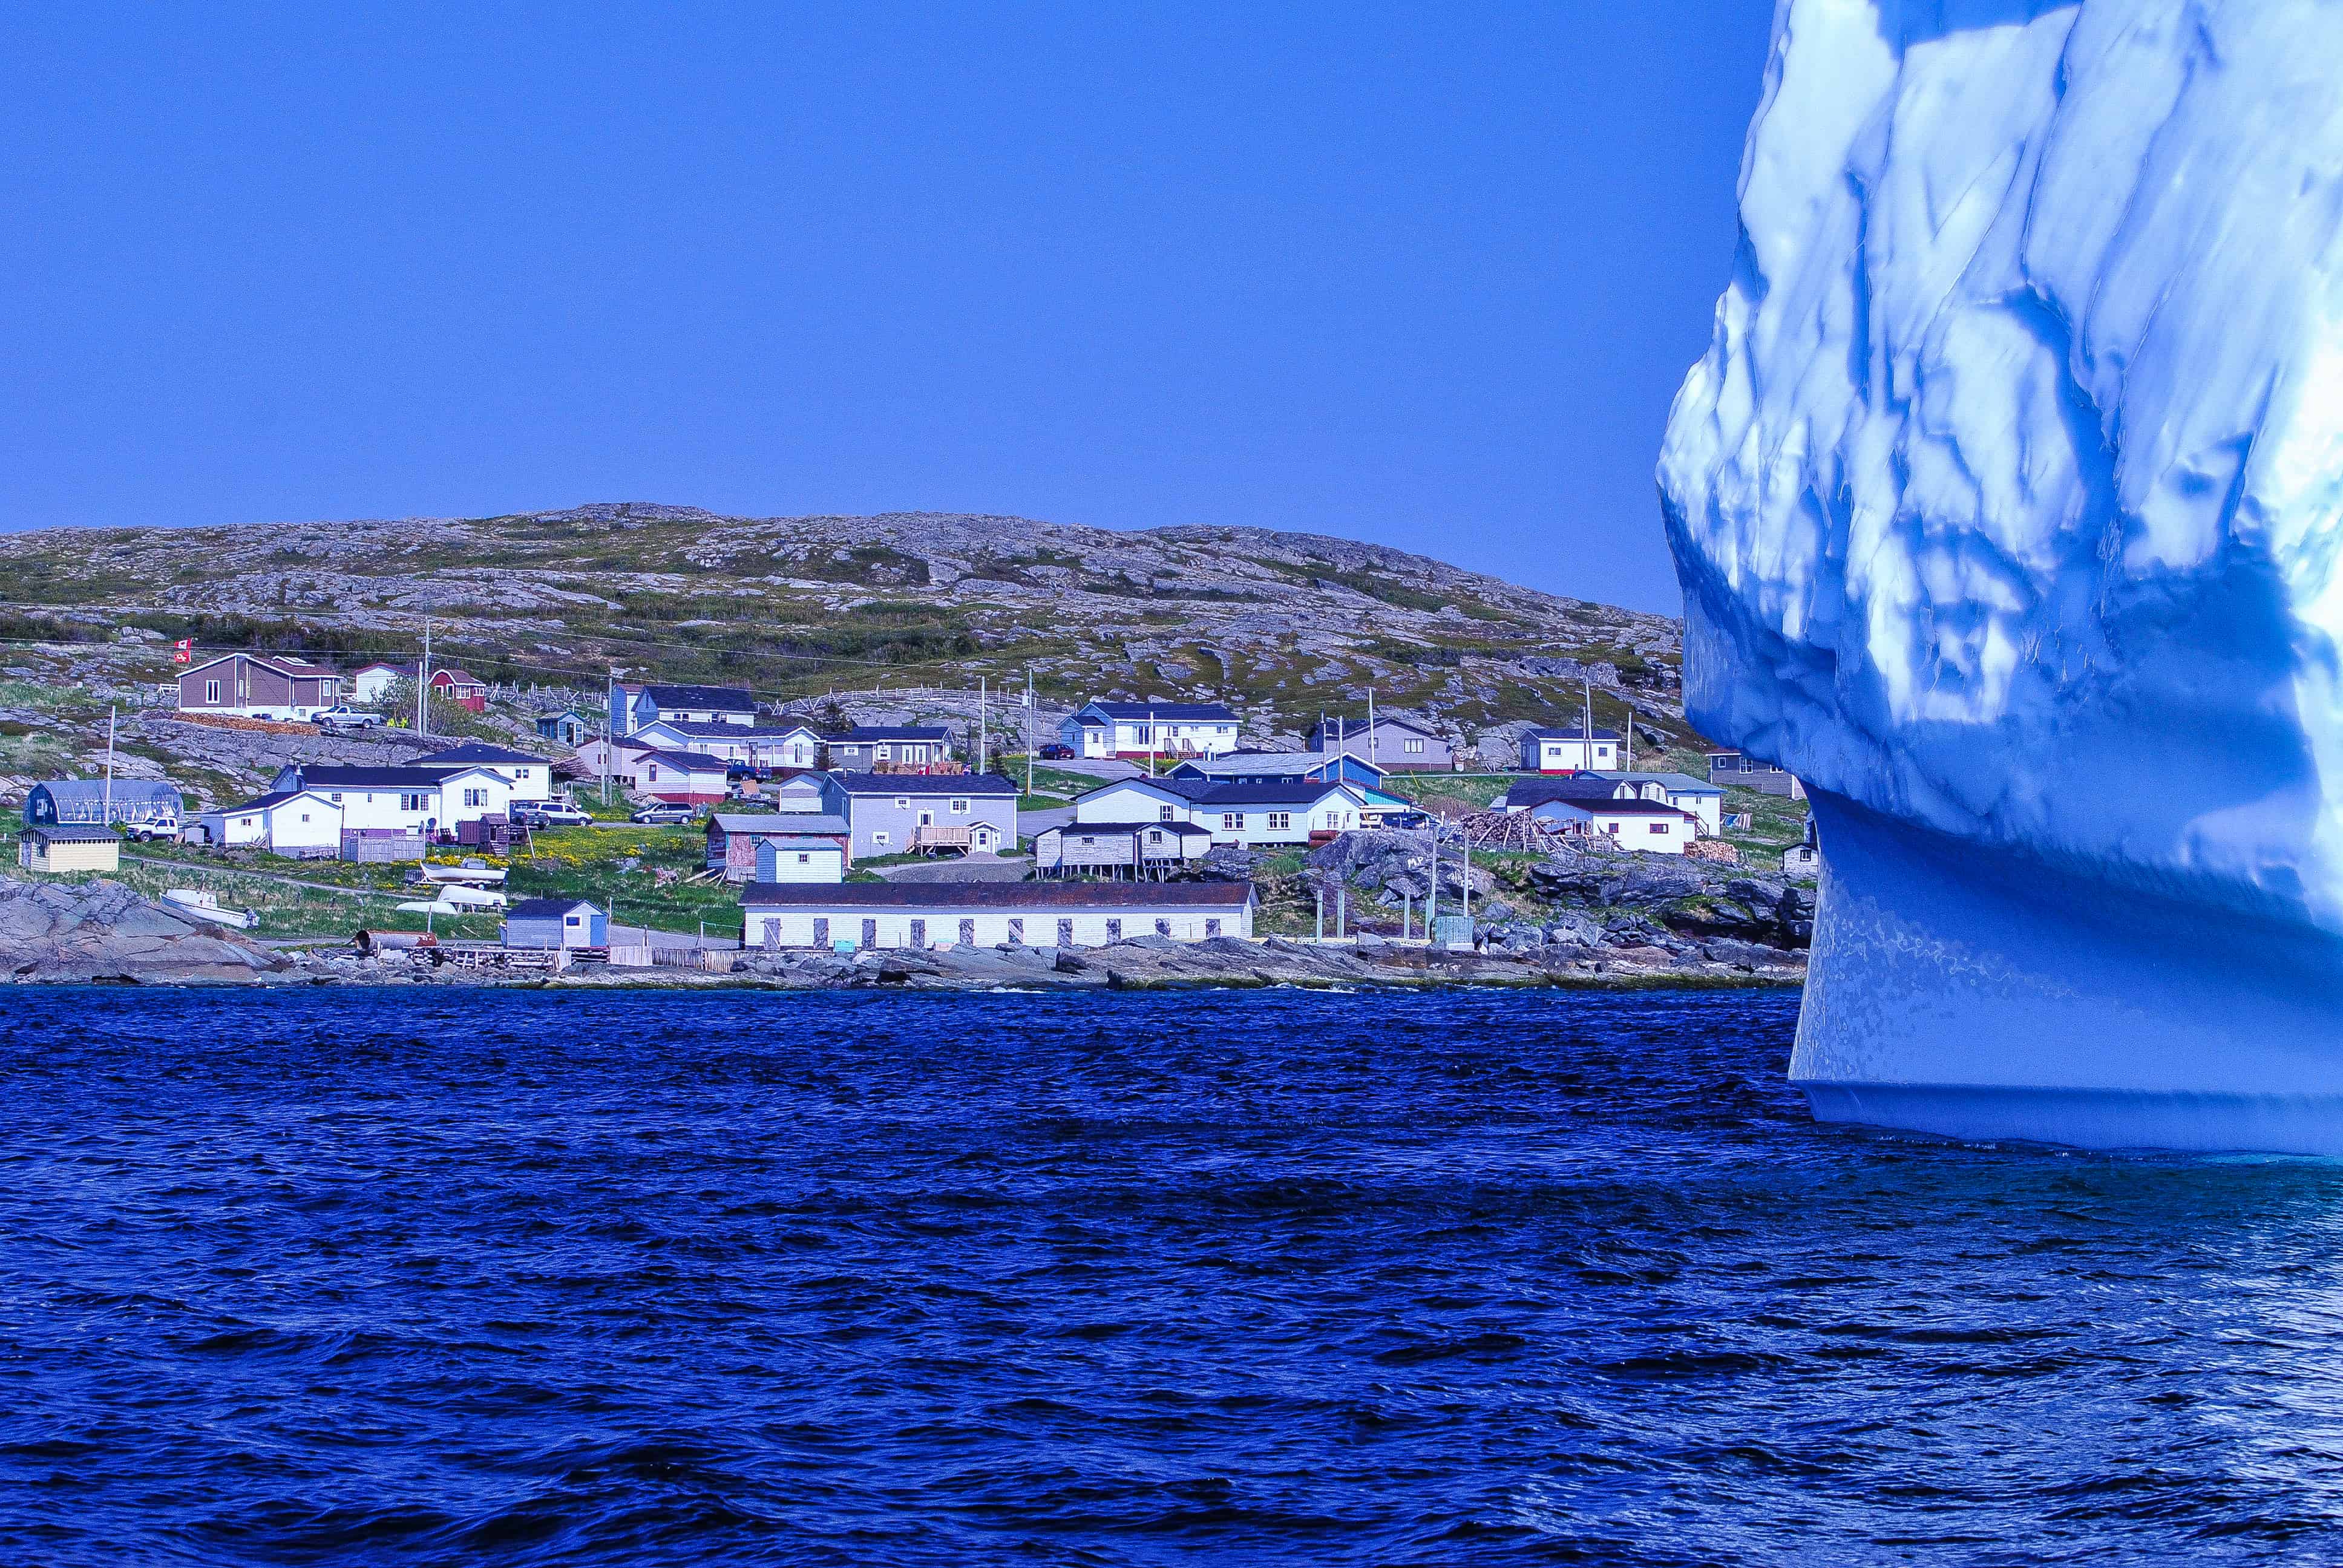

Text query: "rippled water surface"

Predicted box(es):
[4, 986, 2341, 1564]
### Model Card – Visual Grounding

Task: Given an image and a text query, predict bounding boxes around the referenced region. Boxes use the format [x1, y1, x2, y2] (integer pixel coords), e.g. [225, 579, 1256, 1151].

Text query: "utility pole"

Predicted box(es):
[1367, 687, 1377, 770]
[1024, 670, 1035, 798]
[1424, 820, 1440, 942]
[602, 670, 614, 806]
[103, 706, 116, 826]
[1582, 677, 1595, 774]
[978, 676, 988, 775]
[419, 615, 433, 739]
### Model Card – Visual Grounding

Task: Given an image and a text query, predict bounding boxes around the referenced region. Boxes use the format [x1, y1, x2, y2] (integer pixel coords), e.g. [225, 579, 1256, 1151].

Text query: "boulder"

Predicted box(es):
[0, 877, 287, 982]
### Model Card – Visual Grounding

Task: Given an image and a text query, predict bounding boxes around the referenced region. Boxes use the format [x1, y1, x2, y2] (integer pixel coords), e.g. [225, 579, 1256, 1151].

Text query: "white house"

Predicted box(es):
[415, 743, 554, 805]
[1523, 725, 1621, 773]
[633, 719, 822, 771]
[346, 662, 408, 706]
[740, 880, 1256, 951]
[269, 763, 521, 835]
[1059, 701, 1242, 760]
[198, 789, 345, 854]
[634, 749, 732, 806]
[1523, 795, 1698, 854]
[1591, 771, 1725, 836]
[1072, 776, 1368, 847]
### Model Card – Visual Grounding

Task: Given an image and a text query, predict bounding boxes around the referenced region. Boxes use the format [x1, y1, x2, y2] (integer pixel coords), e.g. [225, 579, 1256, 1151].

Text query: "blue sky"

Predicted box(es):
[0, 5, 1771, 613]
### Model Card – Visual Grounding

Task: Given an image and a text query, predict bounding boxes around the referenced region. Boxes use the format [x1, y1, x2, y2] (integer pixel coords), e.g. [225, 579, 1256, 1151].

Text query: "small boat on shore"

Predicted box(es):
[162, 889, 258, 929]
[419, 860, 506, 886]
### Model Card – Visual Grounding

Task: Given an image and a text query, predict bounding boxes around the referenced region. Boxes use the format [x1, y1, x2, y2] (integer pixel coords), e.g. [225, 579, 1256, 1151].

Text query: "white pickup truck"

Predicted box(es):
[312, 705, 385, 730]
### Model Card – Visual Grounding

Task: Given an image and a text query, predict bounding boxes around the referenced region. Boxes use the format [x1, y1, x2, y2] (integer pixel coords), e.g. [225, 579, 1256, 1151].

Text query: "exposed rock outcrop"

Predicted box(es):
[0, 878, 290, 983]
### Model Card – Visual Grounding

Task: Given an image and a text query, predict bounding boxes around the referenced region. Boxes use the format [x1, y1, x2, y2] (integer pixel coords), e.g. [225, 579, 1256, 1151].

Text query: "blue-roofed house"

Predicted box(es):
[609, 682, 758, 737]
[1058, 700, 1241, 760]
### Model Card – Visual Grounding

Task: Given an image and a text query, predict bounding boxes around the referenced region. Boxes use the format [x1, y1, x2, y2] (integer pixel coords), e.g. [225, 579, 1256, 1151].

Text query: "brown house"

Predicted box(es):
[175, 653, 341, 720]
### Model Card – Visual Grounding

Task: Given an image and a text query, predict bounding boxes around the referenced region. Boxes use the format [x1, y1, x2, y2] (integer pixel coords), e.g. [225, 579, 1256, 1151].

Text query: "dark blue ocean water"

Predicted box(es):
[2, 985, 2339, 1565]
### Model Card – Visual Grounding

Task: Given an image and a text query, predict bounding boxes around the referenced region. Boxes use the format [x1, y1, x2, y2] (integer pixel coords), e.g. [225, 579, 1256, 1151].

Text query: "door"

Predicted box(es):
[862, 918, 877, 949]
[811, 918, 828, 949]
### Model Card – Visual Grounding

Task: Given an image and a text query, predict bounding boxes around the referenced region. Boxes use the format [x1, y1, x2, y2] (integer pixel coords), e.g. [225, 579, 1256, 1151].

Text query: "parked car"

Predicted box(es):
[1038, 742, 1074, 759]
[311, 705, 384, 729]
[514, 800, 594, 828]
[629, 802, 696, 825]
[123, 820, 181, 843]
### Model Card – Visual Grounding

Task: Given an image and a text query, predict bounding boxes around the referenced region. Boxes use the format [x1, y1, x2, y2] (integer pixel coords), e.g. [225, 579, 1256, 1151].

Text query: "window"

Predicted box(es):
[464, 788, 487, 808]
[873, 831, 890, 847]
[917, 810, 934, 828]
[1651, 823, 1670, 835]
[330, 793, 342, 803]
[950, 799, 969, 814]
[894, 796, 910, 809]
[1158, 805, 1174, 822]
[1155, 918, 1170, 936]
[862, 918, 877, 948]
[1057, 918, 1074, 946]
[565, 915, 580, 927]
[959, 918, 975, 946]
[647, 765, 660, 781]
[909, 919, 926, 947]
[401, 792, 427, 812]
[813, 918, 830, 948]
[1605, 822, 1620, 835]
[205, 679, 221, 704]
[1008, 918, 1024, 944]
[1106, 919, 1122, 941]
[1221, 812, 1241, 831]
[796, 852, 810, 865]
[1147, 830, 1162, 844]
[1404, 738, 1425, 754]
[874, 744, 891, 760]
[1267, 812, 1291, 831]
[300, 812, 310, 823]
[1205, 918, 1221, 938]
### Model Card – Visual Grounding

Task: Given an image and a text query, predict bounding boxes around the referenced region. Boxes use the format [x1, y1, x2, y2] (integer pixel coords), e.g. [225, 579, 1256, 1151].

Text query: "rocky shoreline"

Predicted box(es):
[0, 877, 1804, 991]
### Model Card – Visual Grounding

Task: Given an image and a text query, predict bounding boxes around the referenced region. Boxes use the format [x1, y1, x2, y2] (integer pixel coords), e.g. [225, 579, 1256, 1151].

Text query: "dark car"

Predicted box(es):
[1037, 742, 1074, 760]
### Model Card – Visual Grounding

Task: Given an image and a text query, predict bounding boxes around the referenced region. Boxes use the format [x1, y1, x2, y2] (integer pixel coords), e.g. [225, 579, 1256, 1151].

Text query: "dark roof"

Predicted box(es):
[635, 748, 733, 771]
[639, 684, 756, 711]
[219, 789, 306, 814]
[1308, 716, 1438, 740]
[742, 881, 1253, 909]
[1531, 796, 1694, 817]
[833, 771, 1017, 796]
[1504, 777, 1624, 806]
[1077, 701, 1239, 722]
[1041, 821, 1213, 838]
[286, 764, 488, 788]
[420, 743, 548, 765]
[28, 823, 120, 843]
[827, 726, 954, 743]
[642, 719, 819, 739]
[1525, 725, 1620, 740]
[506, 898, 603, 920]
[711, 812, 851, 836]
[1092, 776, 1352, 808]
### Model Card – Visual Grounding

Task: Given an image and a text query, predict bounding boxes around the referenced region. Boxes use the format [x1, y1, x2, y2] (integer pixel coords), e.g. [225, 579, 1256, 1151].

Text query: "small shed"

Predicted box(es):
[19, 823, 121, 874]
[753, 836, 848, 884]
[502, 898, 608, 950]
[535, 708, 597, 746]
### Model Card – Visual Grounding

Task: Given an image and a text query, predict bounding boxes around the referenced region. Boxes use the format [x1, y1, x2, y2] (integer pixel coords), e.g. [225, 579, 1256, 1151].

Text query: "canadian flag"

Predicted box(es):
[172, 639, 192, 665]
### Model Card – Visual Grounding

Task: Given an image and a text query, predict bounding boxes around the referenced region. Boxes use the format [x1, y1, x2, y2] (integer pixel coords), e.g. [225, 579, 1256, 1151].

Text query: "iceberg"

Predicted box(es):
[1658, 0, 2343, 1152]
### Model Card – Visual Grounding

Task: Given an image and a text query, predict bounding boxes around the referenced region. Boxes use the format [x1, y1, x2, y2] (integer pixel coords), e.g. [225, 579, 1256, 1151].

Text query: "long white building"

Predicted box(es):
[740, 880, 1255, 951]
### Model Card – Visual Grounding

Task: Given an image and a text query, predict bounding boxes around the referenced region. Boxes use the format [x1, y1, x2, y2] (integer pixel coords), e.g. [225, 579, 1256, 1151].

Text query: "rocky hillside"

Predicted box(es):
[1, 503, 1682, 736]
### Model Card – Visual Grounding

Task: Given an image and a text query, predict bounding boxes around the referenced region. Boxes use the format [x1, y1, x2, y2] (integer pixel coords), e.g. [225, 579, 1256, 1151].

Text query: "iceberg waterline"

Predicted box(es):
[1659, 0, 2343, 1152]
